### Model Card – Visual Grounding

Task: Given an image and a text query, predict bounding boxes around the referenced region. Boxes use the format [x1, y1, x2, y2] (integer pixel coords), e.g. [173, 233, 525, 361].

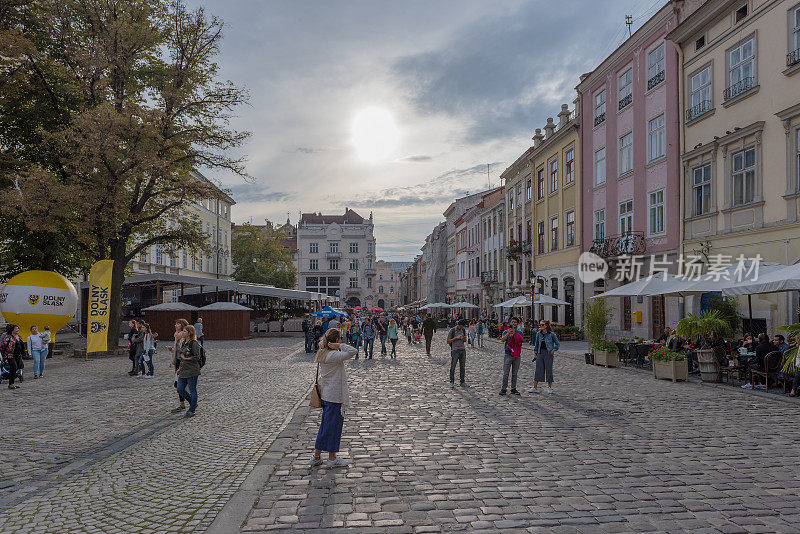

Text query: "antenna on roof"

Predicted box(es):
[487, 163, 491, 188]
[625, 14, 633, 37]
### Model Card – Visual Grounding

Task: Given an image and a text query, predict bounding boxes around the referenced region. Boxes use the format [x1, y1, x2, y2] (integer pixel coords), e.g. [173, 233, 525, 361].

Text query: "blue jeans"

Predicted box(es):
[380, 334, 387, 354]
[139, 349, 154, 376]
[364, 337, 374, 358]
[304, 331, 314, 353]
[32, 348, 47, 376]
[177, 376, 198, 412]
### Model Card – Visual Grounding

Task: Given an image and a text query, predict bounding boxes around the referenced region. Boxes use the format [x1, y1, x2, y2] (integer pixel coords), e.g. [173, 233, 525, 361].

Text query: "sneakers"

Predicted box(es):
[309, 456, 324, 467]
[510, 389, 520, 395]
[34, 375, 38, 379]
[547, 387, 553, 394]
[171, 406, 186, 413]
[460, 383, 469, 388]
[146, 375, 154, 379]
[184, 410, 195, 418]
[528, 386, 537, 393]
[326, 458, 349, 468]
[499, 390, 507, 395]
[450, 382, 455, 388]
[741, 383, 753, 389]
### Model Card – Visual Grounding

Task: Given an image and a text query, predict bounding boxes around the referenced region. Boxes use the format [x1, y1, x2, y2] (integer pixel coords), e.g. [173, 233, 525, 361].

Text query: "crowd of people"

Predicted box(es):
[0, 324, 53, 388]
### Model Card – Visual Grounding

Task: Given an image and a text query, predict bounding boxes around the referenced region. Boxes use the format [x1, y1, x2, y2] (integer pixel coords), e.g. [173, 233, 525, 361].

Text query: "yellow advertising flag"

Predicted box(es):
[87, 260, 114, 353]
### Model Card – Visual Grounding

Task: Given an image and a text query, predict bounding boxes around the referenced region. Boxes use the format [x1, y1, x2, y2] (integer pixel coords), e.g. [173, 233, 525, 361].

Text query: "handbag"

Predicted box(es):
[309, 363, 323, 408]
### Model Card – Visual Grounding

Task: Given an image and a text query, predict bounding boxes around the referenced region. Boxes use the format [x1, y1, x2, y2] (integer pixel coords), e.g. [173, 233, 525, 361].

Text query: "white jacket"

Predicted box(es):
[318, 343, 357, 405]
[27, 334, 46, 353]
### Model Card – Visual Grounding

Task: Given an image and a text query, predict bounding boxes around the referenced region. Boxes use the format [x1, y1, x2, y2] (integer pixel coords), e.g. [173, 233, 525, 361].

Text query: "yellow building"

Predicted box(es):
[668, 0, 800, 331]
[530, 104, 582, 326]
[500, 147, 534, 308]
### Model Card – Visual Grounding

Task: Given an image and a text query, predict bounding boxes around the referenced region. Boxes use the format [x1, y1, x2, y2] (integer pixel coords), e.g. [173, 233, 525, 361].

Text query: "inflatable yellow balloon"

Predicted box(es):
[0, 270, 78, 341]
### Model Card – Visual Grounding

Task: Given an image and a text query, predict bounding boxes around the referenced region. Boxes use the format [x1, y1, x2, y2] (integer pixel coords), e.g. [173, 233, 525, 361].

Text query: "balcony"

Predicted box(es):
[521, 240, 532, 255]
[481, 270, 498, 285]
[364, 268, 377, 276]
[589, 231, 646, 258]
[506, 240, 521, 259]
[723, 77, 754, 101]
[326, 251, 342, 259]
[788, 49, 800, 67]
[647, 70, 664, 91]
[686, 100, 712, 122]
[618, 93, 632, 111]
[593, 112, 606, 127]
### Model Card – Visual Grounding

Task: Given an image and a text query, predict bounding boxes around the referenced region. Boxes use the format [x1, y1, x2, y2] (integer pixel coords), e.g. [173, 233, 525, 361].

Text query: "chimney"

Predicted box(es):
[558, 104, 571, 127]
[532, 128, 544, 148]
[544, 117, 555, 138]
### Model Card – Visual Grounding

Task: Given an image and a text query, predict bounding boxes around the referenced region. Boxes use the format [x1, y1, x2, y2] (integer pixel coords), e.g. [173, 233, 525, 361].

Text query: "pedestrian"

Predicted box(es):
[310, 328, 356, 468]
[27, 326, 48, 379]
[171, 319, 190, 413]
[194, 317, 205, 347]
[362, 318, 376, 359]
[176, 324, 202, 418]
[312, 320, 324, 351]
[477, 320, 485, 348]
[139, 323, 156, 378]
[422, 314, 437, 356]
[1, 324, 22, 388]
[530, 319, 559, 394]
[468, 320, 477, 347]
[447, 319, 469, 388]
[302, 315, 313, 354]
[377, 316, 388, 356]
[126, 319, 140, 376]
[388, 318, 399, 358]
[350, 322, 362, 358]
[499, 317, 524, 395]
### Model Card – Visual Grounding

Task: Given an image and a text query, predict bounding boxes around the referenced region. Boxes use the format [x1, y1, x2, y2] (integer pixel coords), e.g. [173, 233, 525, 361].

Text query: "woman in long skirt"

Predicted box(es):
[529, 320, 559, 394]
[310, 328, 356, 468]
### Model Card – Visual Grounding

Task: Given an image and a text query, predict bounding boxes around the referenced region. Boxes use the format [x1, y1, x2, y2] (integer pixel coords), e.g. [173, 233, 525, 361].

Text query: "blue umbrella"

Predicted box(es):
[310, 306, 348, 318]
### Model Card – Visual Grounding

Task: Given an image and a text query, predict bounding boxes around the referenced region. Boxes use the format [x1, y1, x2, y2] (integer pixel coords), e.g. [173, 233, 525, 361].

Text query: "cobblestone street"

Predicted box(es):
[242, 333, 800, 533]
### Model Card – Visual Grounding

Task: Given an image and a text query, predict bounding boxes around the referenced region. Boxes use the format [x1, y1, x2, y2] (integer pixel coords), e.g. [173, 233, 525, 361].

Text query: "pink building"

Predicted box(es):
[577, 0, 701, 339]
[454, 205, 482, 317]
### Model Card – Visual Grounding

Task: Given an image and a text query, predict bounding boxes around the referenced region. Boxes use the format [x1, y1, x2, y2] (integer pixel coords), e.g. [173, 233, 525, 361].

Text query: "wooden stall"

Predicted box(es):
[197, 302, 252, 340]
[140, 302, 199, 340]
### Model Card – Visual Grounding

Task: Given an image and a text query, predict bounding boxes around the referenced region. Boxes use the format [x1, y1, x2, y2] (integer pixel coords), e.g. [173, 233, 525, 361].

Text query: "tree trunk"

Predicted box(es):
[105, 242, 128, 351]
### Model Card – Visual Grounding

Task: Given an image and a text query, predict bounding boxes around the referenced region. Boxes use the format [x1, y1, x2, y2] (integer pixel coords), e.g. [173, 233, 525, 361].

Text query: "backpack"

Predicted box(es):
[197, 341, 207, 368]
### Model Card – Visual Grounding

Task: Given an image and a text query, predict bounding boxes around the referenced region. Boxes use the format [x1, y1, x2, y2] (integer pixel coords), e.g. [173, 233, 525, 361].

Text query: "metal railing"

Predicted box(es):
[788, 49, 800, 67]
[686, 100, 712, 121]
[481, 271, 497, 284]
[723, 77, 754, 101]
[325, 251, 342, 259]
[589, 231, 647, 258]
[647, 70, 664, 91]
[618, 93, 632, 111]
[522, 240, 532, 254]
[594, 112, 606, 127]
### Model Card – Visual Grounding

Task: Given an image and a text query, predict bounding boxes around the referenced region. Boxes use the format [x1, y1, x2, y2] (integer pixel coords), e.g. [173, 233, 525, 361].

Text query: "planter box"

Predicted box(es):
[696, 349, 720, 383]
[653, 359, 688, 382]
[594, 349, 618, 368]
[558, 332, 580, 341]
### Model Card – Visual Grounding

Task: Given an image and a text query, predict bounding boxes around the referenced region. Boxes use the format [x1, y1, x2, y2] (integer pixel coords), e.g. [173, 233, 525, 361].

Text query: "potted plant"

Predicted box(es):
[649, 346, 688, 382]
[584, 297, 612, 350]
[554, 325, 580, 341]
[593, 339, 619, 368]
[675, 310, 733, 383]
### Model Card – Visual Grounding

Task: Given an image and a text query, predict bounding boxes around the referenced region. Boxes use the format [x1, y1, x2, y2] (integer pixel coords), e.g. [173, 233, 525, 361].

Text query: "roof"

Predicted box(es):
[190, 169, 236, 205]
[199, 302, 252, 311]
[142, 302, 200, 311]
[279, 237, 298, 251]
[500, 147, 535, 180]
[300, 208, 366, 225]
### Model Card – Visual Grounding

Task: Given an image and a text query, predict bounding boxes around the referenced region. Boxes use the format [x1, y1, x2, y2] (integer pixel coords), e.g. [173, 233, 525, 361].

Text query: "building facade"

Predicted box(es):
[374, 261, 410, 310]
[669, 0, 800, 332]
[296, 209, 377, 307]
[480, 187, 506, 312]
[529, 104, 583, 327]
[501, 147, 535, 310]
[443, 193, 483, 304]
[422, 222, 447, 304]
[454, 205, 482, 313]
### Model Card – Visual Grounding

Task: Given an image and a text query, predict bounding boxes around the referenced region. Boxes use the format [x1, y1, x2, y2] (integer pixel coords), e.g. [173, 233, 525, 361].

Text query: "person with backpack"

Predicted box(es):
[499, 317, 524, 395]
[312, 319, 324, 352]
[447, 319, 469, 388]
[362, 318, 376, 359]
[530, 319, 559, 394]
[176, 324, 203, 418]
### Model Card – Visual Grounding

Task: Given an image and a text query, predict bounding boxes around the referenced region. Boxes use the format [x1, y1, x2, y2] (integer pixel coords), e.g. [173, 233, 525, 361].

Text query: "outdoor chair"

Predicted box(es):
[750, 351, 783, 392]
[615, 342, 629, 364]
[634, 344, 651, 368]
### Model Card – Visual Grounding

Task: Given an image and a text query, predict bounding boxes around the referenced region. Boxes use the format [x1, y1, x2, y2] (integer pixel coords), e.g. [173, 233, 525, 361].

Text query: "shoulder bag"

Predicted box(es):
[309, 363, 323, 408]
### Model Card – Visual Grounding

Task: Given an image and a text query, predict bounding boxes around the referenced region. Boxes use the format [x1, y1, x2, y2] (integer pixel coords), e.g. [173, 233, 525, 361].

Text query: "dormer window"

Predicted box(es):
[695, 35, 705, 51]
[735, 4, 748, 23]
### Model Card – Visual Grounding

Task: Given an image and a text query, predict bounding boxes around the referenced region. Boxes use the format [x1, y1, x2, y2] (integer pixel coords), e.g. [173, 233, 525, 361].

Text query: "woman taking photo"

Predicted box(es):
[310, 328, 356, 469]
[177, 324, 202, 418]
[529, 319, 559, 394]
[387, 318, 399, 358]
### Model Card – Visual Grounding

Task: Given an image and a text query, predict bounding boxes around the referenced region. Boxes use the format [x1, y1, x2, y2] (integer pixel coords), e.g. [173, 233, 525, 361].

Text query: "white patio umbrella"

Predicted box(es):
[493, 296, 528, 308]
[589, 274, 683, 298]
[421, 302, 451, 309]
[450, 302, 479, 308]
[721, 262, 800, 296]
[530, 294, 570, 306]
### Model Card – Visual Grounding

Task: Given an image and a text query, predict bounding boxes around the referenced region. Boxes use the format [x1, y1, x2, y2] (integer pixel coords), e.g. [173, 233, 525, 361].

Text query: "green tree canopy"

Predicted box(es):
[232, 222, 296, 289]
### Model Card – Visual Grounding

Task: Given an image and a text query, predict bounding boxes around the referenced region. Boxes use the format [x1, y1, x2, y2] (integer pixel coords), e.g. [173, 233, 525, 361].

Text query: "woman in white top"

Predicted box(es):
[310, 328, 356, 468]
[139, 323, 156, 378]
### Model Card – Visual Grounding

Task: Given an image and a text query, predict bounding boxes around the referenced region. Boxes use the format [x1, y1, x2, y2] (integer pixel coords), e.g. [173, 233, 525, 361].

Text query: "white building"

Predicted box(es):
[443, 193, 484, 304]
[480, 187, 506, 312]
[296, 209, 376, 307]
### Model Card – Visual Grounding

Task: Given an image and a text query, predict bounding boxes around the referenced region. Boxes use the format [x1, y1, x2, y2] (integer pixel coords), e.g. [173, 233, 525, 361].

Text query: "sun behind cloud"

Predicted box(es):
[351, 107, 400, 163]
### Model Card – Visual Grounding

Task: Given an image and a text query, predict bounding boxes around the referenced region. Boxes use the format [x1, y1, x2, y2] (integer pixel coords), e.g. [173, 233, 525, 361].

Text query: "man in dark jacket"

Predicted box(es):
[422, 314, 437, 356]
[377, 317, 388, 355]
[302, 316, 313, 353]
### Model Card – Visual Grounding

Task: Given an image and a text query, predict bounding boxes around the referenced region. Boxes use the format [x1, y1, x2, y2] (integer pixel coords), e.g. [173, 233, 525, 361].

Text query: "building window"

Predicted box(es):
[516, 184, 522, 204]
[688, 65, 712, 121]
[565, 210, 575, 247]
[564, 148, 574, 185]
[727, 38, 755, 100]
[594, 89, 606, 126]
[309, 242, 318, 253]
[619, 132, 633, 175]
[191, 254, 196, 270]
[310, 259, 318, 270]
[649, 189, 665, 235]
[537, 169, 545, 199]
[349, 258, 358, 270]
[796, 130, 800, 189]
[379, 285, 384, 293]
[182, 249, 187, 268]
[350, 242, 358, 253]
[791, 6, 800, 66]
[647, 43, 665, 89]
[350, 277, 358, 288]
[695, 35, 706, 51]
[594, 147, 606, 185]
[619, 200, 634, 235]
[156, 245, 163, 265]
[537, 221, 545, 254]
[526, 177, 532, 200]
[693, 164, 712, 215]
[329, 259, 339, 270]
[732, 147, 756, 206]
[594, 209, 605, 241]
[139, 250, 147, 262]
[367, 242, 373, 254]
[735, 3, 748, 23]
[648, 114, 665, 161]
[329, 242, 338, 253]
[549, 160, 558, 193]
[367, 278, 373, 288]
[618, 69, 632, 109]
[508, 192, 514, 211]
[550, 216, 558, 251]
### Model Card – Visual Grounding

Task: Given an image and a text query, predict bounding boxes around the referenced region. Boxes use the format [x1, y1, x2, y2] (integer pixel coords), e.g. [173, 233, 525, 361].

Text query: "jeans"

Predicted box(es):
[198, 335, 204, 347]
[534, 349, 554, 383]
[468, 333, 475, 346]
[477, 332, 484, 347]
[380, 334, 387, 354]
[304, 331, 314, 353]
[450, 349, 466, 384]
[502, 353, 521, 391]
[390, 337, 398, 356]
[424, 333, 433, 354]
[139, 349, 154, 376]
[176, 376, 198, 412]
[364, 337, 374, 358]
[353, 338, 361, 357]
[32, 348, 47, 376]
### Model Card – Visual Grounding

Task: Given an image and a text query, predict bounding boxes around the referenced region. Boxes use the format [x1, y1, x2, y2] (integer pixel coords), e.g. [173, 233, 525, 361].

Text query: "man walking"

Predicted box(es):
[422, 314, 437, 356]
[194, 317, 205, 347]
[377, 316, 388, 356]
[447, 319, 468, 388]
[302, 315, 313, 354]
[499, 317, 524, 395]
[362, 318, 376, 359]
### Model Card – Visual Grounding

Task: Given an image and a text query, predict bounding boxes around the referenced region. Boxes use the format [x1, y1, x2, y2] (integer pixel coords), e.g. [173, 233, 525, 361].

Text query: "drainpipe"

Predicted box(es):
[676, 33, 686, 321]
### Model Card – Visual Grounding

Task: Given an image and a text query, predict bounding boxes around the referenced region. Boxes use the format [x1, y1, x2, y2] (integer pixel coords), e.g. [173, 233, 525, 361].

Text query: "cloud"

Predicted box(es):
[294, 147, 325, 154]
[397, 154, 433, 162]
[227, 183, 295, 204]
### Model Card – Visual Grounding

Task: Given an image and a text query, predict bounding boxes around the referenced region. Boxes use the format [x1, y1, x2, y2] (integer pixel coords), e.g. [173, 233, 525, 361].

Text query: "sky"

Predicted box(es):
[192, 0, 664, 261]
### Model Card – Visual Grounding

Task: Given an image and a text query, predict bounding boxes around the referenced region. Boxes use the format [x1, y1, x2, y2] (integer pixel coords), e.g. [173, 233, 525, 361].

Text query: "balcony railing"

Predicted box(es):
[593, 112, 606, 127]
[481, 271, 498, 284]
[506, 240, 521, 259]
[788, 48, 800, 67]
[723, 76, 754, 101]
[618, 93, 632, 111]
[647, 70, 664, 91]
[364, 268, 376, 276]
[687, 100, 712, 122]
[522, 240, 532, 255]
[325, 251, 342, 259]
[589, 231, 647, 258]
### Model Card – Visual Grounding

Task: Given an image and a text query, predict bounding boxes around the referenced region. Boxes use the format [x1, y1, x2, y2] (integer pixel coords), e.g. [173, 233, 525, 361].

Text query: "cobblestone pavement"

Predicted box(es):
[242, 333, 800, 533]
[0, 337, 313, 533]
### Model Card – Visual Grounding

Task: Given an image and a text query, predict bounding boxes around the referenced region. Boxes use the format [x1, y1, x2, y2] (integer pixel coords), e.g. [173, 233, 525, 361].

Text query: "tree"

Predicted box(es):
[231, 222, 297, 289]
[583, 297, 612, 347]
[0, 0, 250, 348]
